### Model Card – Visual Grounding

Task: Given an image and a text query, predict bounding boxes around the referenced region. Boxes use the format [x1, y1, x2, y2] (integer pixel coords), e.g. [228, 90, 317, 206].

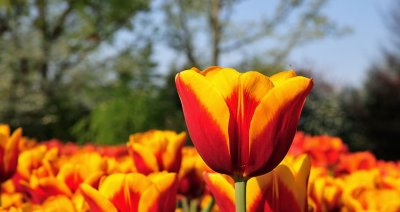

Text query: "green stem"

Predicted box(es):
[182, 197, 190, 212]
[189, 199, 198, 212]
[234, 178, 247, 212]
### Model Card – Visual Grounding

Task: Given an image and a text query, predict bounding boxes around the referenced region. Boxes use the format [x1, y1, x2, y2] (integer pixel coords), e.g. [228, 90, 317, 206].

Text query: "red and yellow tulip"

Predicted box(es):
[79, 172, 178, 212]
[204, 155, 311, 212]
[178, 147, 209, 198]
[176, 67, 313, 178]
[127, 130, 186, 175]
[0, 125, 22, 183]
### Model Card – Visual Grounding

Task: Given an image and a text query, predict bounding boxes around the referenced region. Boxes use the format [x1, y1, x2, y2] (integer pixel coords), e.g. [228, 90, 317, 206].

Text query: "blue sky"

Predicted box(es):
[152, 0, 392, 88]
[225, 0, 391, 87]
[286, 0, 390, 87]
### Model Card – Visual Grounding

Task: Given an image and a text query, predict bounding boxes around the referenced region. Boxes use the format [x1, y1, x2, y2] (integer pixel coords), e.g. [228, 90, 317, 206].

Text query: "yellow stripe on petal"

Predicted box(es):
[270, 70, 297, 86]
[239, 71, 274, 103]
[292, 155, 311, 212]
[80, 183, 118, 212]
[201, 67, 240, 100]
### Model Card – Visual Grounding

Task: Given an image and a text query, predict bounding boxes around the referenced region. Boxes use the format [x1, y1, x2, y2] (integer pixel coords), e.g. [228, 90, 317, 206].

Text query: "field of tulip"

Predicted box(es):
[1, 125, 400, 211]
[1, 68, 400, 212]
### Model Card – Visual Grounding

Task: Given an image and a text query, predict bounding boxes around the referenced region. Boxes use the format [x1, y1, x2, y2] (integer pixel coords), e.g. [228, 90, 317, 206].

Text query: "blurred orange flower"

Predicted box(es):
[80, 172, 178, 212]
[178, 147, 209, 198]
[289, 132, 348, 168]
[127, 130, 186, 174]
[0, 125, 22, 183]
[176, 67, 313, 178]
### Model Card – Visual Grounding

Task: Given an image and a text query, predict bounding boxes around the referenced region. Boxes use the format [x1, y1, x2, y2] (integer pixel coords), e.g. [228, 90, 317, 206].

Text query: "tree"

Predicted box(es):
[0, 0, 150, 140]
[71, 43, 163, 144]
[161, 0, 349, 68]
[340, 1, 400, 159]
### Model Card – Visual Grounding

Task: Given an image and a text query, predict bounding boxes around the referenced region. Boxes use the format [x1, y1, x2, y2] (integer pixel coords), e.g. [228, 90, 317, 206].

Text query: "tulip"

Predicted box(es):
[309, 176, 343, 212]
[176, 67, 312, 211]
[178, 147, 211, 211]
[127, 130, 186, 175]
[80, 172, 178, 212]
[0, 125, 22, 183]
[175, 67, 313, 178]
[203, 155, 311, 212]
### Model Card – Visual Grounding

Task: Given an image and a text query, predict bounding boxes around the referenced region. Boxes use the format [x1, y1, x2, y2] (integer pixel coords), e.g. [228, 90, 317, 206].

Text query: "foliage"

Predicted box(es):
[297, 71, 348, 136]
[339, 1, 400, 159]
[0, 0, 150, 141]
[71, 43, 163, 144]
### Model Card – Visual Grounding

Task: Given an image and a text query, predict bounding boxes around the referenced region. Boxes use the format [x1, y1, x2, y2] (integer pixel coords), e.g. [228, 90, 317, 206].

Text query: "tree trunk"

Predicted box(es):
[210, 0, 221, 66]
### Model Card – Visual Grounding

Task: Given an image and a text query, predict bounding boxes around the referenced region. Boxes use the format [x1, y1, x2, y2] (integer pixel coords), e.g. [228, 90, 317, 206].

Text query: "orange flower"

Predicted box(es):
[176, 67, 313, 178]
[289, 133, 348, 168]
[203, 155, 311, 212]
[0, 125, 22, 183]
[79, 172, 178, 212]
[127, 130, 186, 174]
[309, 175, 344, 212]
[335, 151, 377, 175]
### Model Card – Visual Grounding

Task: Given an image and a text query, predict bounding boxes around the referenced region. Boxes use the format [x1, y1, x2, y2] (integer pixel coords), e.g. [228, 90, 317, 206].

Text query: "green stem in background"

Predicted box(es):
[234, 177, 247, 212]
[189, 199, 198, 212]
[182, 197, 190, 212]
[201, 196, 215, 212]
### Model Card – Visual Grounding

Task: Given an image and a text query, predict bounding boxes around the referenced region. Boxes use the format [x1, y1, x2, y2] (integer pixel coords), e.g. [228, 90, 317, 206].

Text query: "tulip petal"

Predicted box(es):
[176, 69, 232, 174]
[80, 183, 118, 212]
[162, 132, 186, 172]
[42, 195, 76, 212]
[228, 72, 274, 172]
[129, 143, 159, 174]
[201, 66, 239, 100]
[0, 124, 10, 137]
[98, 173, 152, 212]
[247, 165, 303, 212]
[57, 163, 84, 192]
[140, 173, 179, 212]
[292, 155, 311, 211]
[270, 70, 297, 86]
[203, 173, 235, 212]
[248, 76, 313, 176]
[3, 128, 22, 179]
